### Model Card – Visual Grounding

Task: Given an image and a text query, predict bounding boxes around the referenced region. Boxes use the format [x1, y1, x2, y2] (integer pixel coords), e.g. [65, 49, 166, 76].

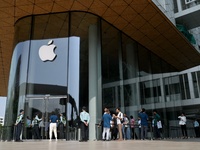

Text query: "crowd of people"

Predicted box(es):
[14, 109, 66, 142]
[14, 107, 200, 142]
[98, 107, 163, 141]
[99, 107, 200, 141]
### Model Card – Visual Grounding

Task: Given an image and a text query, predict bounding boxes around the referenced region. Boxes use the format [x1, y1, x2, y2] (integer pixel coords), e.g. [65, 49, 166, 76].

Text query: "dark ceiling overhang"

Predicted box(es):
[1, 0, 200, 96]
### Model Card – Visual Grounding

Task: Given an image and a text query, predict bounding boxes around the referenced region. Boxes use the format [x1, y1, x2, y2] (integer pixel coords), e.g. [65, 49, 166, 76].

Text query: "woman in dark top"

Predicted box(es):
[49, 111, 58, 141]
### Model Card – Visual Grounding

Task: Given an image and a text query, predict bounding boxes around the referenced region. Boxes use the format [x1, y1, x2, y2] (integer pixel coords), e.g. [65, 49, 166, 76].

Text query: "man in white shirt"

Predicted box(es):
[178, 112, 188, 139]
[79, 106, 90, 142]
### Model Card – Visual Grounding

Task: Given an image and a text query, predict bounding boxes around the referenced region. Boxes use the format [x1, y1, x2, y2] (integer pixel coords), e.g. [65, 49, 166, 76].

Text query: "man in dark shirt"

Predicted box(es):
[49, 111, 58, 141]
[153, 109, 161, 139]
[138, 108, 148, 140]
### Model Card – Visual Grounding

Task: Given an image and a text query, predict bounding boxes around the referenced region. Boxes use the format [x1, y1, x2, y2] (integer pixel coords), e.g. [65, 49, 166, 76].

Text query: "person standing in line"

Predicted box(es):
[103, 107, 108, 114]
[15, 109, 24, 142]
[32, 113, 42, 139]
[122, 114, 130, 140]
[130, 115, 135, 139]
[153, 110, 161, 140]
[79, 106, 90, 142]
[49, 111, 58, 141]
[26, 116, 32, 139]
[137, 118, 141, 139]
[138, 108, 149, 140]
[59, 113, 66, 139]
[101, 108, 112, 141]
[193, 119, 200, 138]
[110, 117, 118, 140]
[113, 107, 123, 141]
[178, 112, 188, 139]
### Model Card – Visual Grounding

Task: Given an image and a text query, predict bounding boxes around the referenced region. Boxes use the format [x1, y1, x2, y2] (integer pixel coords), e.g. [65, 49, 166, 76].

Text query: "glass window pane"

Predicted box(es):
[121, 34, 139, 79]
[102, 20, 120, 83]
[138, 45, 151, 77]
[32, 13, 69, 39]
[191, 72, 199, 98]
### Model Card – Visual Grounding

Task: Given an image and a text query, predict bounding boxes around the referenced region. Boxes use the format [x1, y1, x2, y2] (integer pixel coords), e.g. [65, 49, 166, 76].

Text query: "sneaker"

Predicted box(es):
[49, 139, 52, 141]
[56, 139, 58, 141]
[79, 140, 84, 142]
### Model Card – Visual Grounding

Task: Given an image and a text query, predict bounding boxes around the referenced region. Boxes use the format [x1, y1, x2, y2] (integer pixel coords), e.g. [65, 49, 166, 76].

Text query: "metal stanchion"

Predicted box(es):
[78, 128, 81, 141]
[74, 127, 77, 140]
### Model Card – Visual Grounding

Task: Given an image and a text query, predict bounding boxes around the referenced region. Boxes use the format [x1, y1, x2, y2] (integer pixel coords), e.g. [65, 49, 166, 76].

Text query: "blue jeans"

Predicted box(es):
[122, 126, 131, 140]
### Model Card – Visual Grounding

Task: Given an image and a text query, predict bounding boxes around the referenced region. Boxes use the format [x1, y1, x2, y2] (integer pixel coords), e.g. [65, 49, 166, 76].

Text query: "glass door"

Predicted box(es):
[24, 95, 67, 140]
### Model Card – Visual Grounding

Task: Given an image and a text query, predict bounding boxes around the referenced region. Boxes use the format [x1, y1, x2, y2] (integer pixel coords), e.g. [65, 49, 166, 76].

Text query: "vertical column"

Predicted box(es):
[88, 24, 102, 141]
[126, 42, 138, 78]
[160, 77, 165, 103]
[177, 0, 182, 12]
[187, 72, 195, 99]
[126, 43, 139, 106]
[118, 35, 125, 112]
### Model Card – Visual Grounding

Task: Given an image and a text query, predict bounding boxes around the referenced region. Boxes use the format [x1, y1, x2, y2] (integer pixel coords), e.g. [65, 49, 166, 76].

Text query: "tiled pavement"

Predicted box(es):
[0, 138, 200, 150]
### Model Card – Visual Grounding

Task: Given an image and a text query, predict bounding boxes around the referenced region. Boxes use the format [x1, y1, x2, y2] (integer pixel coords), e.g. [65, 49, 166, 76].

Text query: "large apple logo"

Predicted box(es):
[38, 40, 57, 62]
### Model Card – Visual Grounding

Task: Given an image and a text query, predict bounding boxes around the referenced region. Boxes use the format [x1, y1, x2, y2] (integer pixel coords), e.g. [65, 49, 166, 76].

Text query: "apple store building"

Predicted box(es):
[3, 11, 197, 141]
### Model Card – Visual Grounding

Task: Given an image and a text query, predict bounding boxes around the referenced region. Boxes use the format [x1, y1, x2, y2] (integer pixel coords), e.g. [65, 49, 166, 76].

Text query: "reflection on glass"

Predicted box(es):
[32, 13, 69, 40]
[4, 41, 30, 140]
[138, 44, 151, 77]
[102, 20, 120, 83]
[27, 38, 69, 90]
[192, 72, 199, 98]
[25, 97, 66, 139]
[122, 34, 139, 79]
[124, 83, 138, 106]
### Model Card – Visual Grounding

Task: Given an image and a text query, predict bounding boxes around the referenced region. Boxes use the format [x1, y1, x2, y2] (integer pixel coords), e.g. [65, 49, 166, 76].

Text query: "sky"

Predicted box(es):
[0, 97, 6, 117]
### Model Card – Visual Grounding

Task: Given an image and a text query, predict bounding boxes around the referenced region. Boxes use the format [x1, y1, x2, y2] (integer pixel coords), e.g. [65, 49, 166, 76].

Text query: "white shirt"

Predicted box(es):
[117, 112, 123, 125]
[178, 116, 186, 125]
[138, 120, 141, 128]
[80, 111, 90, 123]
[123, 117, 129, 127]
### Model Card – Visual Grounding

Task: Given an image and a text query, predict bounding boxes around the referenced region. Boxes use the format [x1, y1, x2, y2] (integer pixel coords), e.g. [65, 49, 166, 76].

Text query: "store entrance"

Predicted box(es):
[24, 95, 68, 140]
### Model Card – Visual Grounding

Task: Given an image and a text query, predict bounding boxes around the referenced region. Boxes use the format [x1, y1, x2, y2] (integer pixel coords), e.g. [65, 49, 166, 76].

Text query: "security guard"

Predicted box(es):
[32, 113, 42, 139]
[15, 109, 24, 142]
[26, 116, 32, 139]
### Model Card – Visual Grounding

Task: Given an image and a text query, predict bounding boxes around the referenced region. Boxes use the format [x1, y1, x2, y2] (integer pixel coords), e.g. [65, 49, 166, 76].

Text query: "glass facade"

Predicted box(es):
[3, 11, 200, 141]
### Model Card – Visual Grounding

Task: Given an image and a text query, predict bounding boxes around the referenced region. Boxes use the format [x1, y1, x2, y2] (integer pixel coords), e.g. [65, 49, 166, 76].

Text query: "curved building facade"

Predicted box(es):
[1, 1, 200, 141]
[4, 11, 182, 141]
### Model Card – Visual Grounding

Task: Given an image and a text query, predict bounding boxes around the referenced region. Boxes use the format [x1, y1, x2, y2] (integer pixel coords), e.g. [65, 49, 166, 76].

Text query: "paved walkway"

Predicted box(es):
[0, 139, 200, 150]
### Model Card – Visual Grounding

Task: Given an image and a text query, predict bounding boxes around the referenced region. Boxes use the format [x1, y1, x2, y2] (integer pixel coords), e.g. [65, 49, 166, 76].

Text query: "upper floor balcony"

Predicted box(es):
[174, 0, 200, 29]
